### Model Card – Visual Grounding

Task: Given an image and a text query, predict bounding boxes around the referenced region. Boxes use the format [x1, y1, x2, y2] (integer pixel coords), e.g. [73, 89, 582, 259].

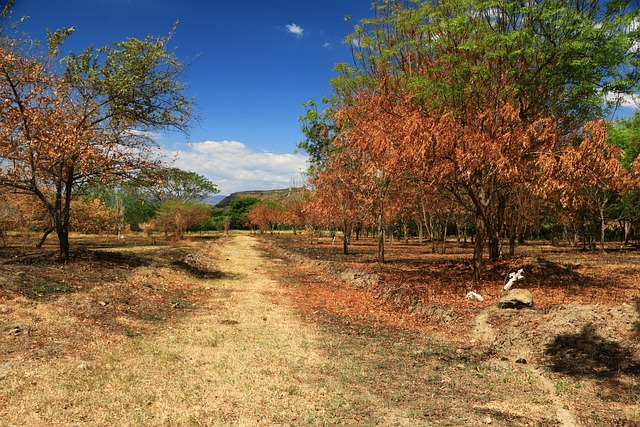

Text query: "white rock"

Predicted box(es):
[465, 291, 484, 302]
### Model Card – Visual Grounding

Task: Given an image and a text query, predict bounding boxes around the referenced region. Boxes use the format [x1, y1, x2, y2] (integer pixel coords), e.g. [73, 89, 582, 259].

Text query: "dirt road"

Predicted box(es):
[1, 236, 370, 426]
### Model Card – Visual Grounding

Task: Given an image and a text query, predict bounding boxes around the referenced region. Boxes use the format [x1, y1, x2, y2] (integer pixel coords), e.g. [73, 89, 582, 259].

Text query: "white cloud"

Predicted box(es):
[160, 140, 309, 195]
[604, 92, 639, 108]
[286, 23, 304, 38]
[322, 42, 332, 49]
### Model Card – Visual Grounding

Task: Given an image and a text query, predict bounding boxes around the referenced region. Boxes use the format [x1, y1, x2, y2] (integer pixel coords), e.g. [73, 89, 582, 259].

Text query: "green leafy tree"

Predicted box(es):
[80, 167, 217, 231]
[298, 99, 340, 177]
[143, 167, 218, 204]
[609, 111, 640, 170]
[228, 197, 260, 229]
[609, 111, 640, 243]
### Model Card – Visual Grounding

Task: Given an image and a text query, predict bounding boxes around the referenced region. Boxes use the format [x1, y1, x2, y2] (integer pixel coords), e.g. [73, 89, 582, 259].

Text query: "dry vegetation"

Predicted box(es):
[0, 232, 638, 426]
[263, 233, 640, 426]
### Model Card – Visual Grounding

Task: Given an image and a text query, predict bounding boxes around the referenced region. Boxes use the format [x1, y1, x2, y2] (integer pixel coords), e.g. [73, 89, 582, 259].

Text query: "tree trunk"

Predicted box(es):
[600, 205, 606, 252]
[377, 226, 385, 263]
[342, 220, 351, 255]
[36, 226, 56, 248]
[441, 220, 448, 254]
[377, 201, 385, 263]
[473, 213, 486, 283]
[489, 232, 500, 260]
[429, 216, 436, 253]
[624, 219, 631, 245]
[509, 234, 516, 256]
[56, 222, 70, 260]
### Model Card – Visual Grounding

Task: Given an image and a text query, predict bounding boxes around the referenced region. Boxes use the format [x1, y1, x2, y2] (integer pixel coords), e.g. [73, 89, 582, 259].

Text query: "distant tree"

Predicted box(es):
[154, 200, 210, 239]
[228, 197, 260, 229]
[142, 167, 218, 204]
[70, 198, 118, 235]
[248, 202, 282, 234]
[281, 188, 309, 235]
[82, 168, 218, 231]
[0, 26, 194, 260]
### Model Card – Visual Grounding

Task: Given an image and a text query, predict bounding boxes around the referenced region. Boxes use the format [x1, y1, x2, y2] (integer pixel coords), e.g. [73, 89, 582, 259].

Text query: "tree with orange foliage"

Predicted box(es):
[248, 202, 281, 234]
[69, 198, 118, 235]
[280, 188, 309, 236]
[322, 0, 637, 281]
[541, 121, 630, 251]
[0, 27, 193, 259]
[153, 200, 210, 239]
[309, 149, 369, 255]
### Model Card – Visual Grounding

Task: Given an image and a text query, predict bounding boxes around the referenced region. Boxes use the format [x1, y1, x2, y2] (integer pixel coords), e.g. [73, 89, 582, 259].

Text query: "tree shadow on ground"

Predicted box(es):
[634, 298, 640, 335]
[172, 259, 227, 279]
[545, 323, 640, 379]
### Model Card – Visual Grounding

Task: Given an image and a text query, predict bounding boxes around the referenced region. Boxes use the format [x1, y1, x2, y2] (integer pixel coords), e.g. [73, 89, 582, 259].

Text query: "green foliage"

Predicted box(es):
[339, 0, 639, 128]
[1, 0, 15, 19]
[609, 111, 640, 169]
[79, 166, 217, 232]
[297, 99, 341, 177]
[60, 25, 194, 134]
[228, 197, 260, 229]
[145, 167, 218, 204]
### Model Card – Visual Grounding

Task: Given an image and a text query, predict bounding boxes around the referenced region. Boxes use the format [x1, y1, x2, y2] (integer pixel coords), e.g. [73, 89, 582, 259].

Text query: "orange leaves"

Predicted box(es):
[546, 120, 630, 209]
[248, 202, 279, 233]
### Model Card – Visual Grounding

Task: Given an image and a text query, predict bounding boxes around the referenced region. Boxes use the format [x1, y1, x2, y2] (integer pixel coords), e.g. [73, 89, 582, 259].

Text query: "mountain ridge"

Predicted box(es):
[212, 187, 304, 208]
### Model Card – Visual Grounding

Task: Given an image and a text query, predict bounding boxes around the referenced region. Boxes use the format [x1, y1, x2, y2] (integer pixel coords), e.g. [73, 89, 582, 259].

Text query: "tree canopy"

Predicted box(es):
[298, 0, 640, 280]
[0, 23, 196, 259]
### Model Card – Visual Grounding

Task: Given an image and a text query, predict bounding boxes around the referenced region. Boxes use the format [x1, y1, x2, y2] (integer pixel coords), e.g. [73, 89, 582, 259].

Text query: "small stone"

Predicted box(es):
[484, 417, 493, 424]
[77, 363, 89, 371]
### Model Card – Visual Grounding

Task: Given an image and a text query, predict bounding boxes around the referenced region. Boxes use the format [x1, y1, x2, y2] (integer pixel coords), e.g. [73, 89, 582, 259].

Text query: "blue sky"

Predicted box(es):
[9, 0, 376, 194]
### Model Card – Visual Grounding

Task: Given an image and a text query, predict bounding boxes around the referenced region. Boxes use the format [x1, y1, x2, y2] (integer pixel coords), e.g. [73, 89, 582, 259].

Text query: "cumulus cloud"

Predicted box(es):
[604, 92, 639, 108]
[286, 23, 304, 38]
[160, 140, 309, 195]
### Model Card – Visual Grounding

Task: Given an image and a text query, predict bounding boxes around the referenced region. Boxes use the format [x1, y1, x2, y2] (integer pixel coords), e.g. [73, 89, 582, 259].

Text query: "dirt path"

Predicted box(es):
[1, 235, 376, 426]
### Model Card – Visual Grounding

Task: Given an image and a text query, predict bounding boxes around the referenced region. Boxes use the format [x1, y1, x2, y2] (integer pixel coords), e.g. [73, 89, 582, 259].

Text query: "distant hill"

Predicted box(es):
[203, 194, 227, 205]
[214, 188, 303, 208]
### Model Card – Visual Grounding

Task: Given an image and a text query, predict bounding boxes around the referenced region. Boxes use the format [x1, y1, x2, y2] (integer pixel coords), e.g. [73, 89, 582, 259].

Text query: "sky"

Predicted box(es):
[8, 0, 376, 195]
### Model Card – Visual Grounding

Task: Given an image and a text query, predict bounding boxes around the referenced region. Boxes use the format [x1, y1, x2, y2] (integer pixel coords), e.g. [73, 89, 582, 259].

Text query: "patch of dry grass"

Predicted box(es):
[2, 233, 638, 426]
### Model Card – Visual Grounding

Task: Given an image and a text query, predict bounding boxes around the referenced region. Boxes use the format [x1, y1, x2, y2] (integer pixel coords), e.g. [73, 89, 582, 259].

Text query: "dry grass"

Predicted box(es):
[1, 232, 638, 426]
[262, 234, 640, 427]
